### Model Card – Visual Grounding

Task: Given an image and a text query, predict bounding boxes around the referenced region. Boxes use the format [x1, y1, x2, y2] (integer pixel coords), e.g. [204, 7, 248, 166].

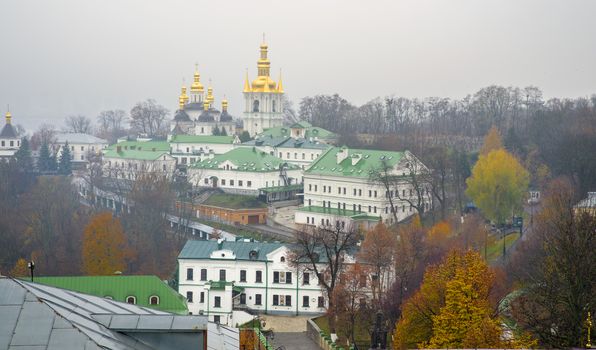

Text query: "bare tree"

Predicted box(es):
[64, 115, 93, 134]
[130, 99, 169, 137]
[282, 95, 299, 124]
[30, 124, 57, 150]
[97, 109, 128, 143]
[290, 223, 361, 334]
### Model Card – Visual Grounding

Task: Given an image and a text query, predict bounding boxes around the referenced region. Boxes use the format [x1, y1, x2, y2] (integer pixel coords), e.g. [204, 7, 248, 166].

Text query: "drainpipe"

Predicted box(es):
[206, 287, 210, 319]
[265, 260, 269, 314]
[296, 264, 299, 316]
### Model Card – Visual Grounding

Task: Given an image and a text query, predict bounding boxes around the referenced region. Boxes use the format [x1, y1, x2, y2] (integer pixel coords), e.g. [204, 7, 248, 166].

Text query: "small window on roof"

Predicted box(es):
[149, 295, 159, 305]
[280, 256, 286, 263]
[104, 295, 113, 300]
[126, 296, 136, 304]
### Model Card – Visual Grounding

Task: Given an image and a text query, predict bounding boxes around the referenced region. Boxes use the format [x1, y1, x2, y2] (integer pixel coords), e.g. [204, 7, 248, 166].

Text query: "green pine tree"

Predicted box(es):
[239, 131, 252, 142]
[38, 142, 52, 172]
[14, 137, 33, 170]
[212, 126, 221, 136]
[59, 142, 72, 175]
[220, 127, 227, 136]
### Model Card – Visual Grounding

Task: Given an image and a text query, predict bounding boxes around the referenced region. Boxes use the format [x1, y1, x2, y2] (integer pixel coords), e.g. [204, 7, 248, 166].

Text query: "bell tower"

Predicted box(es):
[242, 38, 284, 136]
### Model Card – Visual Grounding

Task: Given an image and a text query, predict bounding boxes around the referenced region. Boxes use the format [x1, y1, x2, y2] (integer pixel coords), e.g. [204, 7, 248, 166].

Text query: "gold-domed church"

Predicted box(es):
[170, 65, 236, 136]
[242, 40, 284, 136]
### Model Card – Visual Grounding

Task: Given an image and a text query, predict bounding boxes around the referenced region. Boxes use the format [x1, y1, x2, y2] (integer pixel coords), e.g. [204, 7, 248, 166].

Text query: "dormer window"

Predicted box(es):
[126, 296, 136, 304]
[280, 256, 286, 263]
[149, 296, 159, 305]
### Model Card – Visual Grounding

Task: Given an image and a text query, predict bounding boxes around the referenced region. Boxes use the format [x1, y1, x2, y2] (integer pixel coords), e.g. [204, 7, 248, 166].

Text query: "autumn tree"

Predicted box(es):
[508, 178, 595, 348]
[479, 125, 503, 156]
[466, 149, 529, 224]
[82, 212, 129, 275]
[335, 263, 370, 346]
[9, 258, 29, 277]
[358, 223, 396, 303]
[291, 223, 361, 334]
[394, 250, 533, 349]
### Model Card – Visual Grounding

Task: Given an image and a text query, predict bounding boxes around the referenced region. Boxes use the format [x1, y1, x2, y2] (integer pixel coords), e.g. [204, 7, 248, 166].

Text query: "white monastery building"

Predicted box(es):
[296, 147, 432, 229]
[0, 111, 20, 160]
[53, 133, 108, 165]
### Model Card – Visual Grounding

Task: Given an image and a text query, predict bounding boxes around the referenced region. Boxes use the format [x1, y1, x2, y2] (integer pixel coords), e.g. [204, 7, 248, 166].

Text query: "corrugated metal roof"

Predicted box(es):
[55, 133, 108, 144]
[0, 277, 209, 350]
[178, 240, 284, 261]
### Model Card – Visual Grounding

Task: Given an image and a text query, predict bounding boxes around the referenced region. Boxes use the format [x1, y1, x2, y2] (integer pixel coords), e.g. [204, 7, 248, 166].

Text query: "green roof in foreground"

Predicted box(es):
[190, 147, 300, 172]
[169, 135, 234, 144]
[179, 240, 284, 261]
[259, 121, 336, 140]
[305, 147, 405, 178]
[103, 149, 170, 160]
[31, 275, 188, 314]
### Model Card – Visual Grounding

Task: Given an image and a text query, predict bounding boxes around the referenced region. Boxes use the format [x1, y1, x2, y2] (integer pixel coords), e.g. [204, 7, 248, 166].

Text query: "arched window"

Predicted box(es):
[272, 100, 276, 112]
[280, 256, 286, 263]
[126, 296, 136, 304]
[149, 295, 159, 305]
[253, 100, 260, 112]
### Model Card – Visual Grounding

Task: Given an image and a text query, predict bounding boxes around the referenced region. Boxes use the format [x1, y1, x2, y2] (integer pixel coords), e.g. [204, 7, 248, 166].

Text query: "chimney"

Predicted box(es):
[351, 153, 362, 165]
[336, 147, 348, 164]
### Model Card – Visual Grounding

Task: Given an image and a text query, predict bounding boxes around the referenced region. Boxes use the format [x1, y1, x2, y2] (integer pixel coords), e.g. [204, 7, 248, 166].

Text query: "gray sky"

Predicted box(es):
[1, 0, 595, 131]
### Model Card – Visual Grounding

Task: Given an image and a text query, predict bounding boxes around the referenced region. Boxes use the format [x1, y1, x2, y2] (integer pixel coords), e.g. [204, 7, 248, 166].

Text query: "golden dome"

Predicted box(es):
[190, 64, 204, 93]
[206, 86, 214, 104]
[5, 111, 12, 124]
[243, 40, 282, 93]
[179, 85, 189, 110]
[221, 98, 228, 112]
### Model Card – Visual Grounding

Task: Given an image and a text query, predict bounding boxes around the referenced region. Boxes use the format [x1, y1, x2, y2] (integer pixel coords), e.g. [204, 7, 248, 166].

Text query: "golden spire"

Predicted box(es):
[250, 38, 278, 93]
[206, 79, 214, 105]
[222, 95, 228, 112]
[277, 69, 284, 93]
[203, 100, 209, 111]
[243, 69, 252, 93]
[191, 63, 204, 93]
[5, 105, 11, 124]
[179, 82, 189, 110]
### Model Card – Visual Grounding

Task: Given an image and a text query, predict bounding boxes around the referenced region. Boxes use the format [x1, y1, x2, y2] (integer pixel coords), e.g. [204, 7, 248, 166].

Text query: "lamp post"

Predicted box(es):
[27, 261, 35, 282]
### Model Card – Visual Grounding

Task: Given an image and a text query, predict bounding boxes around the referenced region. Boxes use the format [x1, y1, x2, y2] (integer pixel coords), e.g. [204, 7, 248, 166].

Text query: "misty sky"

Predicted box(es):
[1, 0, 595, 132]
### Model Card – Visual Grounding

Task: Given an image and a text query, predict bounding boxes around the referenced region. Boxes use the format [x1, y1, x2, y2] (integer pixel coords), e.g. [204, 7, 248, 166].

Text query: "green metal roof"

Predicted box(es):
[31, 275, 188, 314]
[107, 140, 170, 152]
[103, 149, 170, 161]
[258, 121, 336, 140]
[178, 240, 284, 261]
[305, 147, 405, 178]
[190, 147, 300, 173]
[208, 281, 234, 290]
[242, 135, 331, 150]
[259, 183, 303, 193]
[170, 135, 234, 144]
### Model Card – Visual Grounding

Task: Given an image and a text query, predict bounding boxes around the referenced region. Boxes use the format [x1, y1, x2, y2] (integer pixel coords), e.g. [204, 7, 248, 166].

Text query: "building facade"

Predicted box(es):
[178, 240, 328, 326]
[188, 148, 302, 196]
[296, 147, 431, 228]
[169, 134, 239, 166]
[53, 132, 108, 165]
[242, 42, 284, 136]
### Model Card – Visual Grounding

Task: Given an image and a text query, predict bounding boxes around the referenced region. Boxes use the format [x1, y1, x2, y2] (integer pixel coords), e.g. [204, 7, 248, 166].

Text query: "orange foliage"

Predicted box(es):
[82, 212, 129, 275]
[10, 258, 29, 277]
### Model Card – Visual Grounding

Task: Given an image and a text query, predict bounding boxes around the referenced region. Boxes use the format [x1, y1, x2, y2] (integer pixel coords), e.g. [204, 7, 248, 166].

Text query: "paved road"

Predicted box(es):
[274, 332, 319, 350]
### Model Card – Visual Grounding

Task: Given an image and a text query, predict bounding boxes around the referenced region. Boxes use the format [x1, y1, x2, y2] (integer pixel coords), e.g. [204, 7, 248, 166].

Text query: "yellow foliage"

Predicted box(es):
[10, 258, 29, 277]
[394, 250, 535, 349]
[466, 149, 529, 224]
[480, 126, 503, 156]
[82, 212, 129, 275]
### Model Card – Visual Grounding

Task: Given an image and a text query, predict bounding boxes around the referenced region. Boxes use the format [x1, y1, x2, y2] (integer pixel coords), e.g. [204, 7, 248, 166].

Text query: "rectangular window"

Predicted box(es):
[294, 153, 297, 159]
[338, 187, 341, 194]
[240, 270, 247, 282]
[81, 146, 84, 151]
[285, 295, 292, 306]
[200, 269, 207, 281]
[309, 184, 312, 191]
[186, 291, 193, 303]
[303, 272, 310, 285]
[359, 189, 362, 196]
[343, 188, 346, 195]
[303, 296, 309, 307]
[374, 190, 377, 197]
[219, 269, 226, 281]
[318, 296, 325, 308]
[353, 188, 356, 196]
[221, 179, 226, 185]
[255, 294, 262, 305]
[287, 152, 290, 158]
[285, 272, 292, 284]
[256, 270, 262, 283]
[314, 185, 318, 192]
[239, 180, 243, 187]
[204, 178, 209, 184]
[200, 292, 204, 303]
[230, 180, 234, 186]
[302, 153, 305, 159]
[214, 296, 221, 308]
[273, 295, 279, 306]
[214, 315, 221, 324]
[247, 181, 252, 188]
[186, 268, 194, 281]
[369, 190, 372, 197]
